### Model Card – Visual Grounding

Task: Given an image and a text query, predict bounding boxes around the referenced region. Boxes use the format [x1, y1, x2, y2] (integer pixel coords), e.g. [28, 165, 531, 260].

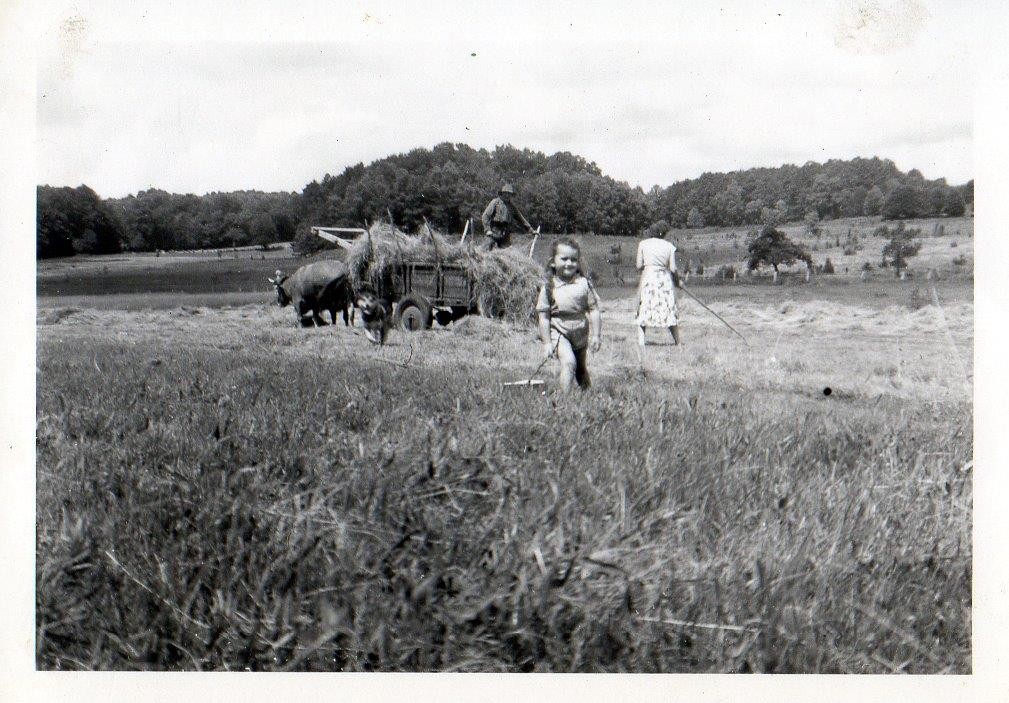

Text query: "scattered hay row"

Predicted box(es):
[708, 300, 973, 336]
[345, 223, 544, 323]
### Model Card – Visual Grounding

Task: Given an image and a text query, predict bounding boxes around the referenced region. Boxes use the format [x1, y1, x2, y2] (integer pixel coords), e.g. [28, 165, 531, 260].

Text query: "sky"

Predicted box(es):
[32, 0, 984, 198]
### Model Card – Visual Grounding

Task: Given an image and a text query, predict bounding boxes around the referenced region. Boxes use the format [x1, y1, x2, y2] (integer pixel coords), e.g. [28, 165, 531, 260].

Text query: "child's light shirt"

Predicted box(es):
[535, 275, 600, 349]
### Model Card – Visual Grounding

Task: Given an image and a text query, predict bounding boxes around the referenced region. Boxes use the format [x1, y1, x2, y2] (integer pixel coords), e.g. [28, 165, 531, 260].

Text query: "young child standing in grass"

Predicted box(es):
[535, 238, 602, 391]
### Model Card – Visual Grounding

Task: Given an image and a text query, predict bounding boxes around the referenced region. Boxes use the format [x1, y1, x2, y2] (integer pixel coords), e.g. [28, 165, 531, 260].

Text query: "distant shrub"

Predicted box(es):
[877, 222, 921, 238]
[882, 184, 925, 220]
[719, 264, 737, 280]
[880, 223, 922, 277]
[761, 204, 787, 227]
[843, 245, 858, 256]
[944, 190, 966, 217]
[644, 219, 670, 238]
[875, 223, 922, 239]
[950, 241, 958, 248]
[686, 207, 705, 229]
[822, 257, 835, 274]
[861, 261, 874, 272]
[952, 254, 967, 266]
[292, 223, 328, 256]
[804, 210, 821, 237]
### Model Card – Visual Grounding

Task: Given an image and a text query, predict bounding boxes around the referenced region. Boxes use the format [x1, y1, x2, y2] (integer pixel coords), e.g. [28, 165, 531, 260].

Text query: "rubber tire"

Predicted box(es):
[398, 296, 432, 331]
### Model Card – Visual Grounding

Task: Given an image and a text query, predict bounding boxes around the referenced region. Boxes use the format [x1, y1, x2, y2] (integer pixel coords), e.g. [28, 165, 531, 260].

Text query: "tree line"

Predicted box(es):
[36, 145, 973, 259]
[653, 156, 971, 230]
[293, 143, 652, 254]
[36, 185, 301, 259]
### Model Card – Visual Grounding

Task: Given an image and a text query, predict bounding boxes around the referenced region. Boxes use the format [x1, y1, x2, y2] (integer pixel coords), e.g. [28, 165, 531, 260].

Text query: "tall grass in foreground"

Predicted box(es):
[36, 339, 971, 672]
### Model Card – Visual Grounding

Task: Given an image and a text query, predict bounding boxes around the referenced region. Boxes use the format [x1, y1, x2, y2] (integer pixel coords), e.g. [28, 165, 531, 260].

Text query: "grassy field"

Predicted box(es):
[35, 217, 973, 672]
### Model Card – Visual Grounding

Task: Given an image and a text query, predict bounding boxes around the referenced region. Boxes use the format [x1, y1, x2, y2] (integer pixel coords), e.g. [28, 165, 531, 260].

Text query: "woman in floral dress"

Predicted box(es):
[635, 230, 681, 364]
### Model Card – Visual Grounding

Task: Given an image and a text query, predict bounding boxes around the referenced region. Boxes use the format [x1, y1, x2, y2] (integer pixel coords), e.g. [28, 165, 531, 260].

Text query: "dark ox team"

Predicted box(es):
[270, 261, 354, 327]
[270, 261, 390, 344]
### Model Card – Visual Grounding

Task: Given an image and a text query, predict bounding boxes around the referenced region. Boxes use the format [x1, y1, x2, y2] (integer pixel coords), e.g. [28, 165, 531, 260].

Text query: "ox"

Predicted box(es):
[269, 261, 354, 328]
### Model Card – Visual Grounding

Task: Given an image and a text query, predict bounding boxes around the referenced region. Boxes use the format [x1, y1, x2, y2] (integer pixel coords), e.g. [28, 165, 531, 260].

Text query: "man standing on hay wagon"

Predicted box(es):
[482, 183, 534, 250]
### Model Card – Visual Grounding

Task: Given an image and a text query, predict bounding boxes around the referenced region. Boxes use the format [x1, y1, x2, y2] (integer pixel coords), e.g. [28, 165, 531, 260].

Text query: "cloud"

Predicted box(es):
[35, 3, 978, 196]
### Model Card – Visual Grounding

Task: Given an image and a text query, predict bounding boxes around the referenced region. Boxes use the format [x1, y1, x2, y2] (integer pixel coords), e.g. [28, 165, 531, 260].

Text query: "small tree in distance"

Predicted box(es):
[686, 207, 705, 229]
[881, 222, 921, 278]
[943, 190, 966, 217]
[882, 184, 923, 220]
[747, 225, 813, 283]
[250, 214, 279, 250]
[863, 185, 884, 216]
[761, 200, 788, 227]
[644, 219, 670, 238]
[804, 210, 821, 237]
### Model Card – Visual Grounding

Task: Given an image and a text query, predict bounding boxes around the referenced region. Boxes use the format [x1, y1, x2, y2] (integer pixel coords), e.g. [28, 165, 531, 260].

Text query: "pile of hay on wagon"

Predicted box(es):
[345, 222, 544, 323]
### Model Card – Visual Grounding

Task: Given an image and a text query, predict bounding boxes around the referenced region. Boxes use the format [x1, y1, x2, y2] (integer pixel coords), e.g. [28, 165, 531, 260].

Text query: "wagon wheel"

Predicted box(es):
[397, 294, 432, 331]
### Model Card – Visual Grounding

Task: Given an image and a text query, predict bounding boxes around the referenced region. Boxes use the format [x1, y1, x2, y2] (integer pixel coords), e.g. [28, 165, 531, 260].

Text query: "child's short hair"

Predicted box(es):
[546, 237, 585, 277]
[543, 237, 594, 309]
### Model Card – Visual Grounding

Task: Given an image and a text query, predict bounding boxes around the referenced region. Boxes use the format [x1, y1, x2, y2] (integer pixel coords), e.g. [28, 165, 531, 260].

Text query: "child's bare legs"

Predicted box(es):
[637, 326, 646, 365]
[574, 346, 591, 389]
[555, 336, 590, 391]
[556, 335, 577, 392]
[669, 325, 681, 345]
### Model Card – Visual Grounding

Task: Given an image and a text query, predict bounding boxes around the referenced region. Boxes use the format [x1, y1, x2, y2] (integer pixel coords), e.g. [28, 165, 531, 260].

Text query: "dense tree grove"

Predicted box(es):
[36, 147, 973, 259]
[292, 143, 652, 254]
[36, 185, 300, 258]
[37, 185, 126, 258]
[108, 189, 301, 253]
[653, 157, 972, 228]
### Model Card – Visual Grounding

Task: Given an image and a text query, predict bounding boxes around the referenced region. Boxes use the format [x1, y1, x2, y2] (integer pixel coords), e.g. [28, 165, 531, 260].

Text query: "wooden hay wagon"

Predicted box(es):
[392, 261, 477, 330]
[313, 226, 479, 331]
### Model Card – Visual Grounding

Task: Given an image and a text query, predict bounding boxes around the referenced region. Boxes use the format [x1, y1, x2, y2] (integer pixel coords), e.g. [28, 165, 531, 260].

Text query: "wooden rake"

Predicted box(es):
[503, 335, 560, 389]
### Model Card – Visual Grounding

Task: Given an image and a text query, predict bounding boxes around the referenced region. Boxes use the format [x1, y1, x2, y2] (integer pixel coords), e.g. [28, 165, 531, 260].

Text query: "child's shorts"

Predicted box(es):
[550, 319, 589, 352]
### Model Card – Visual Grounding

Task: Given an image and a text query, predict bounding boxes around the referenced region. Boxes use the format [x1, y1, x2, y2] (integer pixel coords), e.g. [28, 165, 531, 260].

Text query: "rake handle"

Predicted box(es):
[524, 335, 561, 384]
[678, 284, 749, 345]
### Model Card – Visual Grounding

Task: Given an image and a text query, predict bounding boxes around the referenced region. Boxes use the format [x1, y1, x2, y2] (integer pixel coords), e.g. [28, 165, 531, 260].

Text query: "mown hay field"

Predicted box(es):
[36, 263, 972, 671]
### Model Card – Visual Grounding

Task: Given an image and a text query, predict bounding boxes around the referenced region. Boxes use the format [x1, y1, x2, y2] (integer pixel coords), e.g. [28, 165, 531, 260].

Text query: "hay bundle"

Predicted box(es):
[346, 223, 544, 323]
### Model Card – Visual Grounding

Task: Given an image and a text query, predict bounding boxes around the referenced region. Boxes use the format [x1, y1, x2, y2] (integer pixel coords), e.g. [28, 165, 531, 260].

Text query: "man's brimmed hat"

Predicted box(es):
[499, 183, 515, 195]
